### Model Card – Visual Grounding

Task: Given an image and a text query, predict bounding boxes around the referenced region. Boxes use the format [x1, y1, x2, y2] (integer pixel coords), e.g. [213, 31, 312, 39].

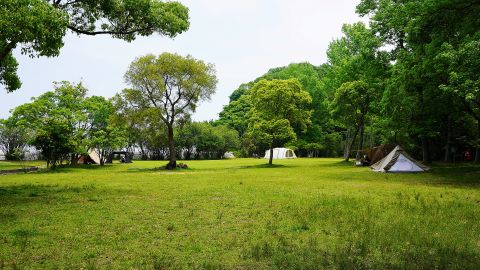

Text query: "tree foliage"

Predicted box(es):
[0, 0, 190, 92]
[356, 0, 480, 162]
[124, 53, 217, 169]
[0, 117, 29, 160]
[177, 122, 240, 160]
[10, 81, 125, 167]
[248, 79, 312, 165]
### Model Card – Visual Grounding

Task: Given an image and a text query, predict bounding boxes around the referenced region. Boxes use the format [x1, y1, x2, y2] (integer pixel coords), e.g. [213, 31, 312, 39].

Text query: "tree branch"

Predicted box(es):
[67, 25, 153, 36]
[0, 41, 16, 64]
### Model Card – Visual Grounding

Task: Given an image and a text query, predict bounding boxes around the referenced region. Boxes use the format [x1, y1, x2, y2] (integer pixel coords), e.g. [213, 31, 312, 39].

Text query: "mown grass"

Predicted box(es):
[0, 161, 45, 171]
[0, 158, 479, 269]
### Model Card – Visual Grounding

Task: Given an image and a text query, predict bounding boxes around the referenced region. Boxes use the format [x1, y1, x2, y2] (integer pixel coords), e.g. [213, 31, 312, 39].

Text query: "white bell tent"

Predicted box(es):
[264, 148, 297, 159]
[371, 146, 429, 173]
[88, 150, 101, 164]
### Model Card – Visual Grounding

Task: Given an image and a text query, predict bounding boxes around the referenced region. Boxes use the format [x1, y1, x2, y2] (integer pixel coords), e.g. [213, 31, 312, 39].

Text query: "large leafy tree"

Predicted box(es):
[217, 94, 252, 137]
[330, 81, 377, 162]
[124, 53, 217, 169]
[217, 63, 334, 156]
[0, 0, 68, 92]
[177, 122, 240, 160]
[262, 63, 331, 149]
[31, 118, 76, 168]
[0, 117, 29, 160]
[322, 22, 388, 161]
[0, 0, 190, 92]
[12, 82, 90, 163]
[112, 90, 159, 159]
[11, 81, 123, 166]
[86, 96, 126, 165]
[248, 79, 312, 165]
[357, 0, 480, 162]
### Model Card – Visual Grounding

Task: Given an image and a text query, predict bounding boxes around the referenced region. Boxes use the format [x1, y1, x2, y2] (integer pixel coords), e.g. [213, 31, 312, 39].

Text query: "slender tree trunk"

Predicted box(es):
[99, 150, 105, 166]
[345, 126, 359, 162]
[166, 124, 176, 170]
[476, 120, 480, 163]
[355, 124, 365, 161]
[343, 129, 350, 159]
[71, 153, 79, 165]
[269, 146, 274, 166]
[421, 136, 431, 163]
[444, 117, 452, 162]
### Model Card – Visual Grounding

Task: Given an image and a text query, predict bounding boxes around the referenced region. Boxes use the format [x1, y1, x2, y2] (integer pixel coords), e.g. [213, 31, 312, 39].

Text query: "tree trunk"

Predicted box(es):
[99, 150, 105, 166]
[268, 146, 274, 166]
[421, 136, 431, 163]
[345, 126, 359, 162]
[166, 124, 176, 170]
[355, 124, 365, 161]
[71, 154, 79, 165]
[343, 129, 350, 159]
[444, 117, 452, 162]
[475, 120, 480, 163]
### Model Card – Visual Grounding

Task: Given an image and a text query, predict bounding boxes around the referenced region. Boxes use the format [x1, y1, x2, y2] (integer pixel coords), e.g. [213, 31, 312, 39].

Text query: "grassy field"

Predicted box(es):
[0, 161, 45, 171]
[0, 158, 479, 269]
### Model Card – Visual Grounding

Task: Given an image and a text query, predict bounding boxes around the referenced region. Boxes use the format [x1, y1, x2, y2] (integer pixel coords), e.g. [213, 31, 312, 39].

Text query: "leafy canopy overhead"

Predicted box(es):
[0, 0, 190, 92]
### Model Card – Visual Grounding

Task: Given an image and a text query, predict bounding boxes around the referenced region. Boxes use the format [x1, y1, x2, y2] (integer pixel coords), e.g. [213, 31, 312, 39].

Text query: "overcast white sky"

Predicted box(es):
[0, 0, 365, 121]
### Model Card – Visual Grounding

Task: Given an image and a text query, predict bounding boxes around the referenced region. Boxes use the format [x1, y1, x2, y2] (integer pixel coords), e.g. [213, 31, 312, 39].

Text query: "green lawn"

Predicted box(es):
[0, 161, 45, 171]
[1, 158, 479, 269]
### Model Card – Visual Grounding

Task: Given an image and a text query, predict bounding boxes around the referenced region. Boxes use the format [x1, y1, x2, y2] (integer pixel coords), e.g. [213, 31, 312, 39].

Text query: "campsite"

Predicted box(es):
[1, 158, 479, 269]
[1, 0, 480, 269]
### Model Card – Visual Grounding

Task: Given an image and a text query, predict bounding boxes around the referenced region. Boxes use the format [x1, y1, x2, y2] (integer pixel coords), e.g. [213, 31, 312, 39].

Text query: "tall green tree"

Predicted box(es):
[330, 81, 376, 162]
[322, 22, 388, 161]
[124, 53, 217, 169]
[357, 0, 480, 162]
[0, 0, 189, 92]
[248, 79, 312, 165]
[217, 94, 252, 137]
[12, 81, 92, 163]
[11, 81, 123, 166]
[438, 34, 480, 162]
[0, 117, 29, 160]
[217, 63, 335, 156]
[86, 96, 126, 165]
[31, 118, 76, 168]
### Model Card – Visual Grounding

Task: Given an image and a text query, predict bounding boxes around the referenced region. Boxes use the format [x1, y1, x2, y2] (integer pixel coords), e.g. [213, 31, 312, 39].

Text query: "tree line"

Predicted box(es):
[1, 0, 479, 167]
[217, 0, 480, 163]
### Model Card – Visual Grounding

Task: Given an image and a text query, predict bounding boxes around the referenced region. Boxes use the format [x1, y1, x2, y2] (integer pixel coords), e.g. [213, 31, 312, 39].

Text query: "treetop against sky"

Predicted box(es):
[0, 0, 364, 121]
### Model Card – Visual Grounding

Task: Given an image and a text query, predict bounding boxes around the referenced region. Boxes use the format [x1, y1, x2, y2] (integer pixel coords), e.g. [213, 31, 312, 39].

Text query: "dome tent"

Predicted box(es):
[264, 148, 297, 159]
[223, 152, 235, 159]
[371, 146, 430, 173]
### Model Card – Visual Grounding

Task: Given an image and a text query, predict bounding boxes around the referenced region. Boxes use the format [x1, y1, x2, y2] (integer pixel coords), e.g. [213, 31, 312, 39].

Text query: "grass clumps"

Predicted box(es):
[0, 158, 479, 269]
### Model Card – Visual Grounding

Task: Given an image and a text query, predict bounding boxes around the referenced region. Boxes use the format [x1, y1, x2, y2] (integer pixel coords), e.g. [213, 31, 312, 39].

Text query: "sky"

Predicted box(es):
[0, 0, 365, 121]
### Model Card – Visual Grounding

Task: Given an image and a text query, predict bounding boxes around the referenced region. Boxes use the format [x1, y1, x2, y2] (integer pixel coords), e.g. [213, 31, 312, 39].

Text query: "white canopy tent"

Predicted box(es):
[371, 146, 429, 173]
[264, 148, 297, 159]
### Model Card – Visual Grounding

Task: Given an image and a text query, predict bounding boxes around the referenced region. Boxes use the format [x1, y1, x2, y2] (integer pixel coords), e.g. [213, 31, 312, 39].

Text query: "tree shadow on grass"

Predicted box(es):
[316, 160, 356, 168]
[238, 164, 293, 169]
[125, 167, 192, 173]
[369, 164, 480, 188]
[36, 164, 113, 173]
[0, 183, 137, 209]
[425, 164, 480, 187]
